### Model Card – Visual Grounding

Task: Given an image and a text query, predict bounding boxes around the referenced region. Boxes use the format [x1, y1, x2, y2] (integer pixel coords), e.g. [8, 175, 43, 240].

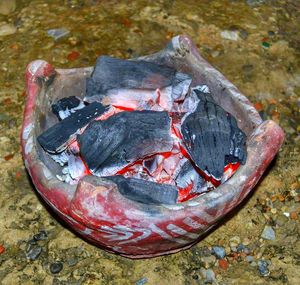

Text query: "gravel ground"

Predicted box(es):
[0, 0, 299, 284]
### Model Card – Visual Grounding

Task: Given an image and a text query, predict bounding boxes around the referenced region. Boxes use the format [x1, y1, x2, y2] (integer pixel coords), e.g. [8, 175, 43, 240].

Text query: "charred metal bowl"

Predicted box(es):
[21, 35, 284, 258]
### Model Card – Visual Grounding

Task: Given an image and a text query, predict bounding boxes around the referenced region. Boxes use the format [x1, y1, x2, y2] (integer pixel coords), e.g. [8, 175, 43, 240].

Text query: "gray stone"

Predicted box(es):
[33, 230, 48, 241]
[261, 226, 276, 240]
[26, 246, 42, 261]
[206, 269, 216, 283]
[67, 257, 78, 267]
[50, 262, 63, 274]
[220, 30, 239, 41]
[47, 28, 70, 40]
[0, 23, 17, 36]
[135, 277, 148, 285]
[212, 246, 226, 259]
[258, 260, 269, 276]
[246, 256, 254, 263]
[236, 244, 244, 252]
[275, 215, 289, 227]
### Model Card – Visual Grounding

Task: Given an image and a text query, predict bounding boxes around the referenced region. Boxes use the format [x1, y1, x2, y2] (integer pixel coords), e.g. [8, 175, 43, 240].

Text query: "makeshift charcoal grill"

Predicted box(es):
[21, 35, 284, 258]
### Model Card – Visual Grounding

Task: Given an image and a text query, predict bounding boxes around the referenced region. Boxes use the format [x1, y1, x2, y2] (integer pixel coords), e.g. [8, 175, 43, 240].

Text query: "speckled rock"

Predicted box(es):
[261, 226, 276, 241]
[212, 246, 226, 259]
[0, 23, 16, 36]
[50, 262, 63, 274]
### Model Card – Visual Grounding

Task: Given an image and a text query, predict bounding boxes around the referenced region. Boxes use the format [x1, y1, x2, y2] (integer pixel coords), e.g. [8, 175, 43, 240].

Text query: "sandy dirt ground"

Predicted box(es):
[0, 0, 299, 284]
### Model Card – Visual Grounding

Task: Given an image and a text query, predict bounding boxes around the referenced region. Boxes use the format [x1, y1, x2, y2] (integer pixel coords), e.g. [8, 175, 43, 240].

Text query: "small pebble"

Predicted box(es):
[135, 277, 148, 285]
[26, 246, 42, 261]
[261, 226, 276, 240]
[246, 256, 254, 263]
[50, 262, 63, 274]
[268, 30, 275, 36]
[218, 259, 229, 270]
[201, 246, 212, 257]
[201, 255, 216, 268]
[275, 214, 288, 226]
[230, 246, 237, 252]
[0, 245, 5, 254]
[205, 269, 216, 283]
[67, 257, 78, 267]
[242, 238, 251, 246]
[212, 246, 226, 259]
[244, 247, 251, 255]
[283, 212, 290, 218]
[220, 30, 239, 41]
[192, 274, 199, 280]
[290, 211, 298, 220]
[239, 29, 248, 40]
[47, 28, 70, 40]
[258, 260, 269, 276]
[262, 41, 270, 49]
[229, 236, 241, 247]
[236, 243, 246, 253]
[0, 23, 17, 37]
[33, 230, 48, 241]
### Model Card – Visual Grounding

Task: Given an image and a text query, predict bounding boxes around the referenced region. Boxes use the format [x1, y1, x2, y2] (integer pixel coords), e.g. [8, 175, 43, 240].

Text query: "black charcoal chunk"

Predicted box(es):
[181, 87, 246, 180]
[51, 96, 85, 120]
[107, 175, 178, 205]
[85, 56, 191, 103]
[175, 160, 207, 194]
[181, 91, 230, 180]
[86, 56, 174, 95]
[78, 110, 173, 176]
[38, 102, 107, 153]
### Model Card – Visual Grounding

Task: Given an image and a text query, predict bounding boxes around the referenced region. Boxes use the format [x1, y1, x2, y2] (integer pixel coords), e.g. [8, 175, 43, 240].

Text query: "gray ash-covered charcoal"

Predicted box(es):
[38, 102, 108, 153]
[181, 87, 247, 180]
[106, 175, 178, 205]
[175, 160, 208, 194]
[171, 72, 192, 101]
[226, 115, 247, 165]
[52, 96, 85, 120]
[78, 110, 173, 176]
[84, 56, 191, 103]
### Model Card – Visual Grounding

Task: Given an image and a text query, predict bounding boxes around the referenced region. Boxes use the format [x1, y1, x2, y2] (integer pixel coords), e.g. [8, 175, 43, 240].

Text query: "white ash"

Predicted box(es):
[58, 101, 86, 120]
[50, 151, 69, 166]
[58, 154, 87, 185]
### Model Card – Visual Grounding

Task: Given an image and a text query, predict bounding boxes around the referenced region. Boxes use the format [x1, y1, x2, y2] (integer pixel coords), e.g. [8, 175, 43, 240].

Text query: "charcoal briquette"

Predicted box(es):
[84, 56, 191, 104]
[78, 110, 173, 176]
[181, 87, 247, 180]
[51, 96, 85, 120]
[106, 175, 178, 205]
[38, 102, 107, 153]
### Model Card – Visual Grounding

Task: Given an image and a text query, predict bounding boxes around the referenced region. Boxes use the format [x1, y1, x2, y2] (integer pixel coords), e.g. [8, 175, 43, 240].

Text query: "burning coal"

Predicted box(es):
[37, 56, 247, 204]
